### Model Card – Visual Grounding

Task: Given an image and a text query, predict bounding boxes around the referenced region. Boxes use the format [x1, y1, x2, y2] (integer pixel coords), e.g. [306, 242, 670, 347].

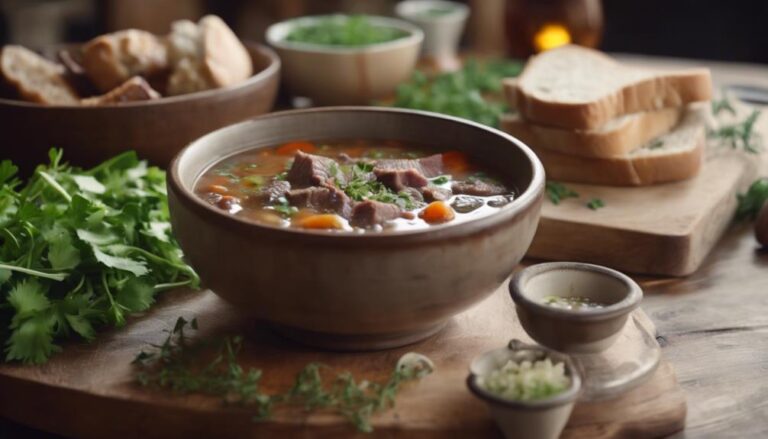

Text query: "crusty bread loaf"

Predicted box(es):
[0, 45, 79, 105]
[81, 29, 168, 93]
[505, 45, 712, 130]
[529, 107, 706, 186]
[80, 76, 160, 105]
[166, 15, 253, 96]
[501, 107, 683, 158]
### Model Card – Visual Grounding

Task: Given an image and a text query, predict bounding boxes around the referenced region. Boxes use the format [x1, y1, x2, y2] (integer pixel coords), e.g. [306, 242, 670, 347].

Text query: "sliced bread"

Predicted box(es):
[504, 45, 712, 130]
[80, 29, 169, 93]
[529, 107, 706, 186]
[0, 45, 79, 105]
[501, 107, 682, 158]
[166, 15, 253, 96]
[80, 76, 160, 105]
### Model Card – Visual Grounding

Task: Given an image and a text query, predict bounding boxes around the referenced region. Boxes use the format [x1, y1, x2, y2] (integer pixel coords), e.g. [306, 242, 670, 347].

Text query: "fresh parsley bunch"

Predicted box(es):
[392, 59, 523, 128]
[0, 149, 198, 364]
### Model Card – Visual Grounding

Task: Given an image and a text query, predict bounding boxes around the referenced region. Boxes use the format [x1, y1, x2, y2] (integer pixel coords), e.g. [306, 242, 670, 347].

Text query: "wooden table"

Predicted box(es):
[2, 56, 768, 438]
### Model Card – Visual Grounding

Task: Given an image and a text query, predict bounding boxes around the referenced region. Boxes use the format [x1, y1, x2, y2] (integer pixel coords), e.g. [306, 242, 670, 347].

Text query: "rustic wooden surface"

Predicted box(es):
[0, 287, 685, 439]
[1, 56, 767, 438]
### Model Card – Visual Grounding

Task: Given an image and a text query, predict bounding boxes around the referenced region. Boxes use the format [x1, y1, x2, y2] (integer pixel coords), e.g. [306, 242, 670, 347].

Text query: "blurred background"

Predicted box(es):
[0, 0, 766, 63]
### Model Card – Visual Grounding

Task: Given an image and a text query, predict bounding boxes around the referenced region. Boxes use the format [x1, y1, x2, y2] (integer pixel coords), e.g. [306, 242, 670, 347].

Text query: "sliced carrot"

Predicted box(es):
[204, 184, 229, 195]
[276, 141, 317, 156]
[295, 214, 344, 230]
[442, 151, 470, 173]
[419, 201, 455, 224]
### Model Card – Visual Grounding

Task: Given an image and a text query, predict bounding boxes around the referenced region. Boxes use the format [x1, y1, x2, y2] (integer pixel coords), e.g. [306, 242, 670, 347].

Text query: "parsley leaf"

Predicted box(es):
[586, 198, 605, 210]
[0, 149, 199, 364]
[736, 178, 768, 221]
[545, 181, 579, 205]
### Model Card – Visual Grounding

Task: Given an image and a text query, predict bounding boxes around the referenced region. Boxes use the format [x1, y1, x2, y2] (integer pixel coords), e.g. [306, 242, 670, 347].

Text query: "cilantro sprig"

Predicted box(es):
[0, 149, 199, 364]
[134, 317, 434, 433]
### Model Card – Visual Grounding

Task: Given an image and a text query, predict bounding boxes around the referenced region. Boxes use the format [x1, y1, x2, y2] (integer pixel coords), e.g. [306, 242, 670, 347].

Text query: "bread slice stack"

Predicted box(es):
[501, 45, 713, 186]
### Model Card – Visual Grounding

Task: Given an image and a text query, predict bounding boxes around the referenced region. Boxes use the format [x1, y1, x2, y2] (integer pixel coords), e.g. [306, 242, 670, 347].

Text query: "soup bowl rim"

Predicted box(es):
[168, 106, 545, 242]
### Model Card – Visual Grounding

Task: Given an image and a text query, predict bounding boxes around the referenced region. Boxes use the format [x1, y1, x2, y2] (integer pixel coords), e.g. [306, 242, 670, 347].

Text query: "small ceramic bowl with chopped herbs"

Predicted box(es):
[467, 339, 581, 439]
[266, 14, 423, 105]
[510, 262, 643, 354]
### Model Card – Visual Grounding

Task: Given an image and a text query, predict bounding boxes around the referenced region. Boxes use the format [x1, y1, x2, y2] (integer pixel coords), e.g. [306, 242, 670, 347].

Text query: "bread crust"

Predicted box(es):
[81, 29, 168, 93]
[504, 46, 712, 130]
[80, 76, 160, 105]
[529, 123, 705, 186]
[500, 107, 682, 158]
[0, 45, 79, 105]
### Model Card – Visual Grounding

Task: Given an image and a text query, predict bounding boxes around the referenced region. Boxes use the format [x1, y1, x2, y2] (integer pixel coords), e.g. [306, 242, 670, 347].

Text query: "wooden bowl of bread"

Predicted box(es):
[0, 15, 280, 170]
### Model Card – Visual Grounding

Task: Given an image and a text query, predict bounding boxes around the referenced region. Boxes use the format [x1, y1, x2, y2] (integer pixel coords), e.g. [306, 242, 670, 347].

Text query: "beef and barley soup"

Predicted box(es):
[195, 140, 516, 232]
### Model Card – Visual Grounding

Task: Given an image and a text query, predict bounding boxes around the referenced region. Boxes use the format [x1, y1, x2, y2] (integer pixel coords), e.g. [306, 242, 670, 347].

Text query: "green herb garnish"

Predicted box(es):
[648, 139, 664, 149]
[285, 15, 409, 47]
[736, 178, 768, 221]
[586, 198, 605, 210]
[430, 175, 451, 185]
[712, 97, 736, 116]
[340, 162, 415, 209]
[392, 59, 524, 127]
[545, 181, 579, 205]
[134, 317, 434, 433]
[709, 109, 763, 154]
[272, 197, 298, 217]
[0, 150, 199, 364]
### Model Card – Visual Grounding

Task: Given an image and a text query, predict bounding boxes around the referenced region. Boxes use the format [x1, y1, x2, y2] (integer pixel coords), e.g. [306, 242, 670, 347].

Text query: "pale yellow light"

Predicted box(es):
[533, 23, 572, 52]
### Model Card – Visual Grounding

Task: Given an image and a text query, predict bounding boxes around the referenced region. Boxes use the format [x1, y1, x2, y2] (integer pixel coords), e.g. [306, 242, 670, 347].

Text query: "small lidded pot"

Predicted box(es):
[467, 340, 581, 439]
[510, 262, 642, 354]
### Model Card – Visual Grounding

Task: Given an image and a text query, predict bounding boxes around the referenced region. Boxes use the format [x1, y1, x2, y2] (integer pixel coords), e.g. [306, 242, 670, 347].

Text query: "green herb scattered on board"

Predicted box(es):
[711, 96, 736, 116]
[392, 59, 524, 127]
[285, 15, 409, 47]
[545, 181, 579, 205]
[736, 178, 768, 221]
[0, 150, 199, 364]
[133, 317, 434, 433]
[709, 108, 763, 154]
[648, 139, 664, 150]
[586, 198, 605, 210]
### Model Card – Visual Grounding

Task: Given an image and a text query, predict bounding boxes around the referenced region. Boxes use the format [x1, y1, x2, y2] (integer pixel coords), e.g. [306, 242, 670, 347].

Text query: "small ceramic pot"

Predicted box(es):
[396, 0, 469, 72]
[266, 15, 423, 105]
[510, 262, 643, 354]
[467, 340, 581, 439]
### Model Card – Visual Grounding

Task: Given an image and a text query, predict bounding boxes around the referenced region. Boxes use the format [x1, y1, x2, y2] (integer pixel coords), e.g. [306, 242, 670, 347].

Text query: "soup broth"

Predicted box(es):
[195, 140, 516, 232]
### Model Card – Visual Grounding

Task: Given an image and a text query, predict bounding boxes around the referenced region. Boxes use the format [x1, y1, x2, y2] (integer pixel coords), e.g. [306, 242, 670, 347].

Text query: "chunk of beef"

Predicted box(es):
[350, 200, 402, 228]
[375, 154, 443, 178]
[422, 186, 452, 202]
[402, 187, 424, 204]
[287, 186, 352, 217]
[451, 180, 507, 197]
[247, 180, 291, 205]
[374, 168, 428, 192]
[287, 151, 345, 188]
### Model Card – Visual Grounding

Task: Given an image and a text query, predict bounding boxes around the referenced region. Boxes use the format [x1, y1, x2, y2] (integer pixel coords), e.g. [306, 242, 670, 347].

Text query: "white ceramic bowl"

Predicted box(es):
[266, 15, 423, 105]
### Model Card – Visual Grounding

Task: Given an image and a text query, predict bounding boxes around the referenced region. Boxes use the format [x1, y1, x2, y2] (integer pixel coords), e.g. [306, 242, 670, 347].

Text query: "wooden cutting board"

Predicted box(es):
[0, 286, 686, 438]
[526, 113, 767, 277]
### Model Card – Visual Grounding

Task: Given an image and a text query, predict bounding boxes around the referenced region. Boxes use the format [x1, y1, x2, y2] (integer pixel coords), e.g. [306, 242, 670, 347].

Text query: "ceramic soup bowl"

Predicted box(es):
[168, 107, 544, 350]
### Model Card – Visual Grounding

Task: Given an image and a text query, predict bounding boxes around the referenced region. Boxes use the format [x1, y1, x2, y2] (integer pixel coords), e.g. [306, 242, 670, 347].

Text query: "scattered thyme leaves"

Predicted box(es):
[586, 198, 605, 210]
[134, 317, 434, 433]
[712, 97, 736, 116]
[736, 178, 768, 221]
[545, 181, 579, 205]
[0, 150, 199, 364]
[709, 109, 763, 154]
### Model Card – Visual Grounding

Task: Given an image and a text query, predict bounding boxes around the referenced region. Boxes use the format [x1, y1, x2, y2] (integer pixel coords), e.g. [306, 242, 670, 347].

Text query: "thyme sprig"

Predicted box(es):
[133, 317, 434, 433]
[709, 104, 763, 154]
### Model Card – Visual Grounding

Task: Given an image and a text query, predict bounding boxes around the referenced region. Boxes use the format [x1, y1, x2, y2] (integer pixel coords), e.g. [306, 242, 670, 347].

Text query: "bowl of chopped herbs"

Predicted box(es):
[266, 15, 423, 105]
